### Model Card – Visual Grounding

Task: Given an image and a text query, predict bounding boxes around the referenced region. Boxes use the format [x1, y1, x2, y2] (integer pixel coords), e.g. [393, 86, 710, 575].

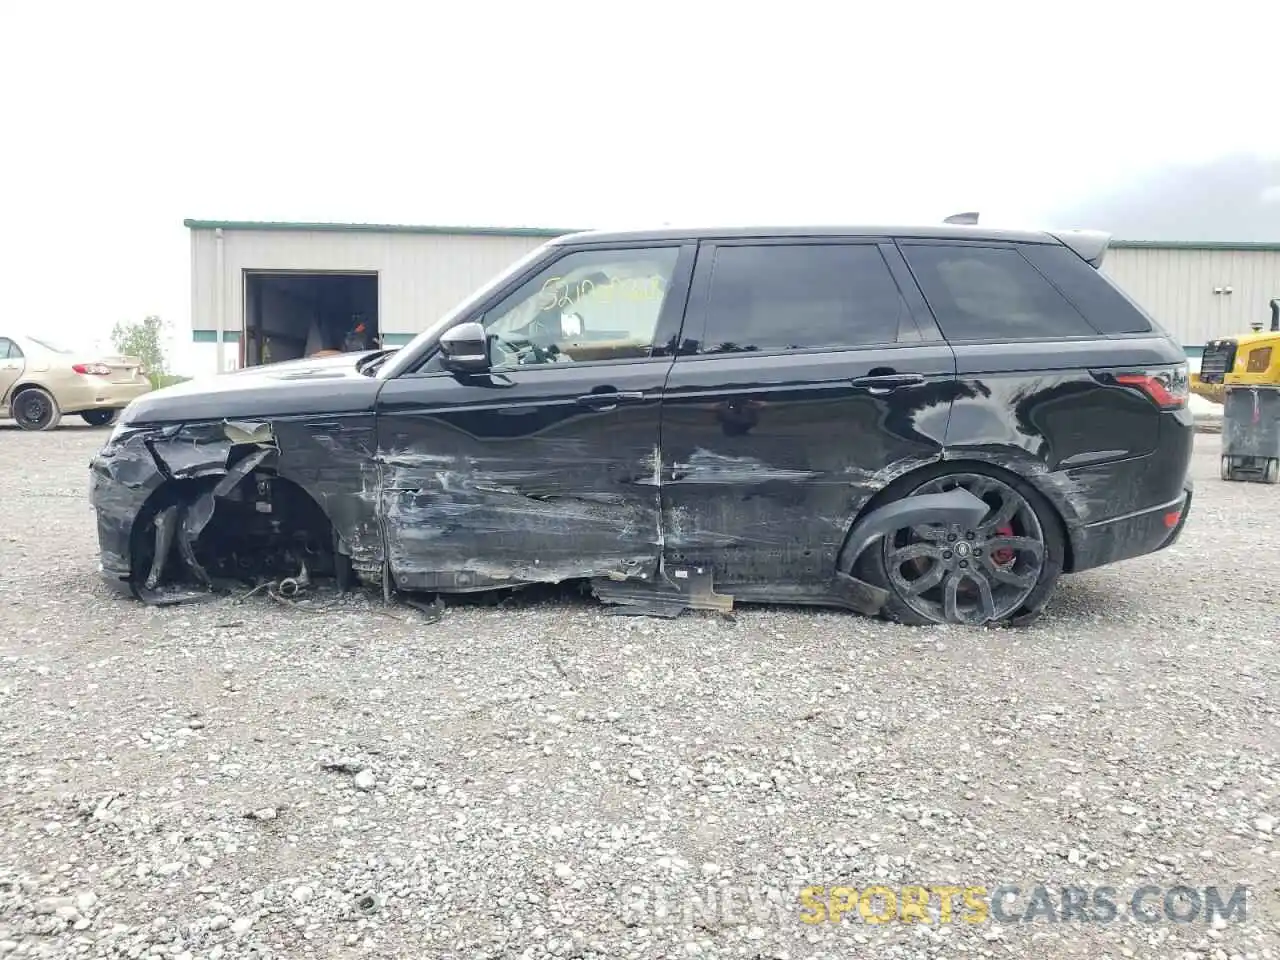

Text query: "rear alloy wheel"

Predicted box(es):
[860, 471, 1063, 626]
[12, 388, 61, 431]
[81, 409, 117, 427]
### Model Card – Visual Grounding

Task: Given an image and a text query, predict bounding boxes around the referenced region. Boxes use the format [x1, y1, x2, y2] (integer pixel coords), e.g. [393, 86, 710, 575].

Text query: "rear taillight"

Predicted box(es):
[73, 363, 111, 376]
[1114, 364, 1189, 409]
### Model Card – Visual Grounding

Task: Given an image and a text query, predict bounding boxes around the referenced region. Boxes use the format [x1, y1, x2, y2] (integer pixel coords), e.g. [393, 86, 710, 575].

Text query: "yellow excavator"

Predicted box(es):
[1201, 299, 1280, 482]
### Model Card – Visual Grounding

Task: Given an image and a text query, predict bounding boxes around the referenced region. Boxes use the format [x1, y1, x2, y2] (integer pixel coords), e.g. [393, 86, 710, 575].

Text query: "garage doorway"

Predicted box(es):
[242, 272, 379, 367]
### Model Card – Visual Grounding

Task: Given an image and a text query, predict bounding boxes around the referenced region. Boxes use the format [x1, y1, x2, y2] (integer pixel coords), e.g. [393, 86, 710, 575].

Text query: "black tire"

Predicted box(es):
[855, 466, 1065, 627]
[12, 387, 61, 431]
[81, 409, 118, 427]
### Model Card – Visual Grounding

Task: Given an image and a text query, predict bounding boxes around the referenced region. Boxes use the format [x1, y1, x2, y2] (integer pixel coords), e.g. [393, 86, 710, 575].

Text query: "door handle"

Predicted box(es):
[850, 373, 926, 395]
[576, 391, 646, 410]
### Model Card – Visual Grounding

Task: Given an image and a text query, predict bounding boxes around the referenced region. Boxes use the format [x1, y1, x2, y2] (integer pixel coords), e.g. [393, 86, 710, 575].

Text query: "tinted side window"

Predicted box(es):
[699, 244, 910, 354]
[1018, 243, 1154, 335]
[901, 244, 1097, 341]
[0, 338, 18, 359]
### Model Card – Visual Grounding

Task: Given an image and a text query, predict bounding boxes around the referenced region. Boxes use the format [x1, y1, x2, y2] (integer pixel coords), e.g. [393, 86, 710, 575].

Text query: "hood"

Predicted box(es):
[119, 350, 388, 426]
[223, 351, 379, 378]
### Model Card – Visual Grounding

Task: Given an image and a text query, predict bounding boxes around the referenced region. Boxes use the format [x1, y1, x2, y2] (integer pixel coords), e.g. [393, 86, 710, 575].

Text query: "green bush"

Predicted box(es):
[150, 373, 189, 390]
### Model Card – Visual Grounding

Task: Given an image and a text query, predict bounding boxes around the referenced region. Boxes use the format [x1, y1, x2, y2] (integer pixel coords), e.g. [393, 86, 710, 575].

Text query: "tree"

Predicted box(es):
[110, 315, 170, 387]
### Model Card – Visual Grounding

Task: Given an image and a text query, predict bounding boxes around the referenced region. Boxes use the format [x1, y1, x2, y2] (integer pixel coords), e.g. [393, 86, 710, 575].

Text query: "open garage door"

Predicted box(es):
[243, 272, 378, 367]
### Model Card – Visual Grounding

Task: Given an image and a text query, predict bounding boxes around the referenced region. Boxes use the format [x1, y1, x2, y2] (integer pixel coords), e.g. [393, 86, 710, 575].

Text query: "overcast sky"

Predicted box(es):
[3, 1, 1278, 372]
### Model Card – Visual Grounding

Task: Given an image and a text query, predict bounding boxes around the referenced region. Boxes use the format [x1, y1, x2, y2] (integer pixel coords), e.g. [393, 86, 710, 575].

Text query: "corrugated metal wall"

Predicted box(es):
[1103, 247, 1280, 348]
[190, 228, 552, 370]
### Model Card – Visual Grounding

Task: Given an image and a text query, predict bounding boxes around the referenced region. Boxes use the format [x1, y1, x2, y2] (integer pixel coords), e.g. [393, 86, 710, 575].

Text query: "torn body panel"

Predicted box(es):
[591, 564, 732, 617]
[90, 352, 961, 615]
[91, 363, 384, 600]
[90, 429, 177, 592]
[91, 413, 375, 602]
[374, 361, 670, 593]
[268, 416, 384, 574]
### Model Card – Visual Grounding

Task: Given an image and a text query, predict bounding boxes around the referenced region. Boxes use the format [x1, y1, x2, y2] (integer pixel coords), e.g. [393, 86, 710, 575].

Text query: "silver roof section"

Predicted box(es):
[550, 224, 1114, 267]
[1048, 229, 1112, 268]
[551, 224, 1065, 246]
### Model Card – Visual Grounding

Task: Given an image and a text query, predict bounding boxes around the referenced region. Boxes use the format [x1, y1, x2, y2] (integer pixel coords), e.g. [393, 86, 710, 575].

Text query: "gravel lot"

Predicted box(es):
[2, 423, 1278, 960]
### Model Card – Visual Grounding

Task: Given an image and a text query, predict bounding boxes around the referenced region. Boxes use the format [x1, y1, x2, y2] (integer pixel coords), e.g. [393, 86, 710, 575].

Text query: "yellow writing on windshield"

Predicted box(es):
[538, 274, 665, 311]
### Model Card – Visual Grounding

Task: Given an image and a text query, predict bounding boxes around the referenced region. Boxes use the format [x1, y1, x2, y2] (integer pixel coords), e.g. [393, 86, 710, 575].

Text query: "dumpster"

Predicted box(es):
[1221, 385, 1280, 482]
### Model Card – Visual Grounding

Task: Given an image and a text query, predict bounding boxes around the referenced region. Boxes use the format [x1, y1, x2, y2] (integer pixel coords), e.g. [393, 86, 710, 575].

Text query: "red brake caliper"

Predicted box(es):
[992, 524, 1015, 566]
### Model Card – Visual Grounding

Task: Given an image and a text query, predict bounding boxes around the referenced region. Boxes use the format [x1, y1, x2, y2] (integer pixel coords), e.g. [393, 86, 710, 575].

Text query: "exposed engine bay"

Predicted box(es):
[92, 419, 356, 607]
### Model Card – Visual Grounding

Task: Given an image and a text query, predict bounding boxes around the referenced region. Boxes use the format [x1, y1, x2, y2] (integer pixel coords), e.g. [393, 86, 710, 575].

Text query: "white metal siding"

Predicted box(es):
[190, 228, 552, 369]
[1103, 247, 1280, 347]
[190, 228, 217, 339]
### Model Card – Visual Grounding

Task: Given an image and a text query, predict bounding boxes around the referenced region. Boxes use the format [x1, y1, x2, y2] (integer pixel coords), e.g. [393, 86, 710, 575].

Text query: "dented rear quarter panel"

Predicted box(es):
[945, 336, 1194, 564]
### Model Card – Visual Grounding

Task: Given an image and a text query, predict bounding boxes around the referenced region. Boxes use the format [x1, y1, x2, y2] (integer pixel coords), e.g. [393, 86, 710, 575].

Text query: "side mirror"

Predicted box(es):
[439, 322, 490, 373]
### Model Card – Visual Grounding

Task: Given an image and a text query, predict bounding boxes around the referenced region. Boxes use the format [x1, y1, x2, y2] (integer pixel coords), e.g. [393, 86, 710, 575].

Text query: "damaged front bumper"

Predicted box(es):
[90, 427, 172, 596]
[90, 419, 340, 604]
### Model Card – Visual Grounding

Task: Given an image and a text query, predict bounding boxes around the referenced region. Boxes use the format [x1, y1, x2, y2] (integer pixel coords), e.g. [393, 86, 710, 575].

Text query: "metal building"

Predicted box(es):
[186, 220, 569, 374]
[187, 221, 1280, 374]
[1103, 241, 1280, 356]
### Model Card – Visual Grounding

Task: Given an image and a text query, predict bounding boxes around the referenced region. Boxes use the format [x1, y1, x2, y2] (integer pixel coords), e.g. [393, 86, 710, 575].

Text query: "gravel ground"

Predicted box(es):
[1, 423, 1278, 960]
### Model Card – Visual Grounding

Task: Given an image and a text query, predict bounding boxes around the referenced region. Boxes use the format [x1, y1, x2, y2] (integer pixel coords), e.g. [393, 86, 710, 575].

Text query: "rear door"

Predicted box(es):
[898, 240, 1186, 520]
[657, 238, 956, 588]
[0, 338, 25, 408]
[375, 242, 695, 591]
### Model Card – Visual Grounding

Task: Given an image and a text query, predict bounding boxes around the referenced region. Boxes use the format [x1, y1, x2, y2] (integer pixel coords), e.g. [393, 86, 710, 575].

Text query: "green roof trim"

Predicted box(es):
[184, 219, 577, 238]
[1111, 239, 1280, 252]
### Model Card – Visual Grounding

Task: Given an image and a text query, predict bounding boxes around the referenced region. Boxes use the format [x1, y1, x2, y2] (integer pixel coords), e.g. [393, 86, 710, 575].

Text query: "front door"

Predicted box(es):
[375, 243, 694, 591]
[0, 338, 25, 411]
[658, 239, 956, 588]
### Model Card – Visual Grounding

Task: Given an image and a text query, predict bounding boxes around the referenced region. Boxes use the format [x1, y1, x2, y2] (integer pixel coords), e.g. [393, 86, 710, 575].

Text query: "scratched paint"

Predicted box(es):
[668, 449, 822, 484]
[378, 443, 661, 592]
[89, 327, 1192, 612]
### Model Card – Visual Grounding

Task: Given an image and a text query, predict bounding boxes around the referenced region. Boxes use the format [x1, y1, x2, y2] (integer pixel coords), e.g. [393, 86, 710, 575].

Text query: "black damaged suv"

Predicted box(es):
[91, 225, 1193, 625]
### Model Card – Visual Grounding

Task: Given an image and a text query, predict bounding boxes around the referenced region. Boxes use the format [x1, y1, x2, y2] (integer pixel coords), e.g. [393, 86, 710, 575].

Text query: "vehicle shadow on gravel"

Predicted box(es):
[0, 419, 103, 431]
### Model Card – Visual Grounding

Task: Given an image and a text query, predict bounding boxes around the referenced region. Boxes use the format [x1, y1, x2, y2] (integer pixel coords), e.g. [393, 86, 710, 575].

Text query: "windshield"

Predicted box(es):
[376, 242, 557, 379]
[27, 337, 75, 354]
